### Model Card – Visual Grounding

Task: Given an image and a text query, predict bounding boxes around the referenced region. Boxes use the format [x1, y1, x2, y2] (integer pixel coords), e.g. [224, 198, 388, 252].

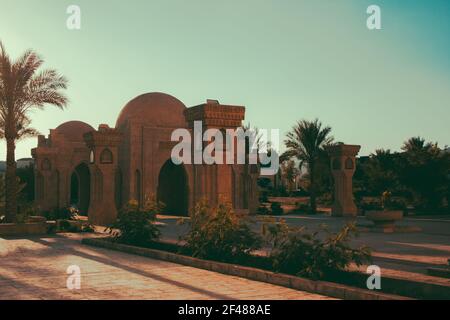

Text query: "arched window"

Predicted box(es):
[332, 158, 341, 170]
[345, 157, 354, 170]
[70, 163, 90, 214]
[100, 148, 113, 164]
[157, 160, 188, 216]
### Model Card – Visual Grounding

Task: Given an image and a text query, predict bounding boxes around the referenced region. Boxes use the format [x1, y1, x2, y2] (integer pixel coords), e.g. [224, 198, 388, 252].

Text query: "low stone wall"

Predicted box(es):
[0, 222, 47, 236]
[82, 237, 410, 300]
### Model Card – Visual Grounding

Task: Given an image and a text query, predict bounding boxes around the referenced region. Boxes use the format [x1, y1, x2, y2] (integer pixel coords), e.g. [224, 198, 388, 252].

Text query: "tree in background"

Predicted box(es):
[280, 159, 299, 195]
[301, 149, 333, 203]
[0, 41, 68, 222]
[353, 137, 449, 213]
[16, 163, 35, 205]
[283, 119, 333, 213]
[399, 137, 449, 211]
[363, 149, 402, 196]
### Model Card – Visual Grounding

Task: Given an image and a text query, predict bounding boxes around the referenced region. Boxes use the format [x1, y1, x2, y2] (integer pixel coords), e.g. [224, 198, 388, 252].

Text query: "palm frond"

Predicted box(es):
[0, 40, 68, 143]
[283, 118, 334, 170]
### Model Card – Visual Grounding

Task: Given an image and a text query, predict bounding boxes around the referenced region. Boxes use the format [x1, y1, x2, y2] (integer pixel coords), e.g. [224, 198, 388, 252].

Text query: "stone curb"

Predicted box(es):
[82, 238, 410, 300]
[0, 222, 47, 236]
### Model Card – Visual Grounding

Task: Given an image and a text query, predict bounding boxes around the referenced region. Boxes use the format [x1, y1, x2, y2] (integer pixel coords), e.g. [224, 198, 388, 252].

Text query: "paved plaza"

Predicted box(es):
[0, 233, 333, 300]
[1, 214, 448, 300]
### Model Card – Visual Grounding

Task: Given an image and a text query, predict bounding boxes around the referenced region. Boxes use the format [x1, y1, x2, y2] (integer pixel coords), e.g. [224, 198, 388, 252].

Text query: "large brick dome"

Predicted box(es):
[115, 92, 187, 128]
[55, 121, 94, 141]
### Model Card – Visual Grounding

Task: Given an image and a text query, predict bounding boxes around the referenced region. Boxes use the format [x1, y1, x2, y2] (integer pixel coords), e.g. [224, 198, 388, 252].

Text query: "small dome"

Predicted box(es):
[55, 121, 94, 141]
[116, 92, 187, 128]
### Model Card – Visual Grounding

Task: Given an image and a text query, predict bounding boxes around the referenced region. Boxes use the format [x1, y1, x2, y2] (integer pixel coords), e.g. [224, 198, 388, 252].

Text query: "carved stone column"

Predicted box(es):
[184, 100, 247, 211]
[326, 144, 360, 217]
[83, 124, 123, 225]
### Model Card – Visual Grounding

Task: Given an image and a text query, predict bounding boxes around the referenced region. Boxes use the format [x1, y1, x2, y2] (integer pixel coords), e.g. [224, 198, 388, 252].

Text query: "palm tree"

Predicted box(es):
[241, 123, 264, 154]
[283, 119, 333, 213]
[280, 159, 298, 195]
[0, 114, 39, 140]
[0, 41, 68, 222]
[401, 137, 431, 153]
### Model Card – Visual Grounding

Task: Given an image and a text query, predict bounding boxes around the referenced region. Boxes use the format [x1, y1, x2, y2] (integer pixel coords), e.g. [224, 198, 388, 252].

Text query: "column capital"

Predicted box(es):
[326, 144, 361, 157]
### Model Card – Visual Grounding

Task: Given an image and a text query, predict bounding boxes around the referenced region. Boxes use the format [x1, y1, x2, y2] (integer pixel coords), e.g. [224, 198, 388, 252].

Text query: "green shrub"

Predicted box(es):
[257, 204, 270, 215]
[263, 220, 372, 279]
[270, 202, 284, 215]
[15, 211, 31, 224]
[317, 192, 333, 206]
[58, 220, 76, 232]
[293, 202, 312, 214]
[360, 192, 407, 213]
[15, 204, 40, 223]
[270, 186, 288, 197]
[0, 175, 27, 223]
[109, 196, 162, 246]
[41, 206, 79, 221]
[181, 199, 261, 262]
[57, 220, 94, 233]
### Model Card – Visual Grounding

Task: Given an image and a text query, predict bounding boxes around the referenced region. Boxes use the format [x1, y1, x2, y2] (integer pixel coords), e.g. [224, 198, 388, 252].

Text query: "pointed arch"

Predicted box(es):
[100, 148, 113, 164]
[70, 163, 90, 215]
[157, 159, 188, 216]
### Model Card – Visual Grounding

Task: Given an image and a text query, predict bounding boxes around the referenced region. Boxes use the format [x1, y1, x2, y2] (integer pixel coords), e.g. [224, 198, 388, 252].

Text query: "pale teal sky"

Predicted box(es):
[1, 0, 449, 159]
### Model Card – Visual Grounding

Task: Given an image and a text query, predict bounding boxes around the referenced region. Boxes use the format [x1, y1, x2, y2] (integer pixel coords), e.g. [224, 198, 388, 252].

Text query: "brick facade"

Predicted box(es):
[32, 92, 259, 225]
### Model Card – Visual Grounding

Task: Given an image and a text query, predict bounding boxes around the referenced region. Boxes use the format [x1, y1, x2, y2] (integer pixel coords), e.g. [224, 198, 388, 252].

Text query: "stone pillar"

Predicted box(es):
[83, 125, 123, 225]
[184, 100, 247, 212]
[326, 144, 360, 217]
[31, 147, 57, 212]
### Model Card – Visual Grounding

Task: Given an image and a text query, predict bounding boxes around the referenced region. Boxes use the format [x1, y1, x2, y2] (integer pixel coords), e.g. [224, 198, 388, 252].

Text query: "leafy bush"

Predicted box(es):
[317, 192, 333, 206]
[109, 196, 162, 246]
[41, 206, 79, 221]
[293, 202, 312, 214]
[0, 175, 26, 223]
[181, 199, 261, 262]
[15, 208, 33, 224]
[360, 192, 407, 213]
[16, 204, 40, 223]
[354, 140, 450, 214]
[57, 219, 95, 233]
[381, 191, 406, 211]
[16, 164, 35, 204]
[257, 204, 270, 215]
[269, 185, 288, 197]
[263, 220, 371, 279]
[58, 220, 77, 232]
[359, 201, 381, 212]
[270, 202, 284, 215]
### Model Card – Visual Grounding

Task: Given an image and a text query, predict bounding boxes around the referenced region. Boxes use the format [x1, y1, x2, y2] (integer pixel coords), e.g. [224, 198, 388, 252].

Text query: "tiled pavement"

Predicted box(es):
[0, 234, 334, 300]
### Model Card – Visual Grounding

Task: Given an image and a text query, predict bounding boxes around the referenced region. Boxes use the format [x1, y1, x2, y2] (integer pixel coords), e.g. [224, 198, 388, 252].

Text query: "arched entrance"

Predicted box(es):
[157, 160, 188, 216]
[70, 163, 90, 215]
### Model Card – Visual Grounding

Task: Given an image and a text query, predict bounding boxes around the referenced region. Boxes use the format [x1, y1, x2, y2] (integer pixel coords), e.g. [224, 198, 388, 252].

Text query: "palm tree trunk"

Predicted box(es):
[309, 161, 317, 214]
[5, 137, 17, 222]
